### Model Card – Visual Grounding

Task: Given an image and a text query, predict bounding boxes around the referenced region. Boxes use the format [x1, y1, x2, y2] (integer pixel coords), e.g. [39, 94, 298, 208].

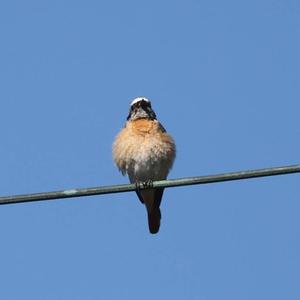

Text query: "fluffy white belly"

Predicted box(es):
[127, 151, 171, 183]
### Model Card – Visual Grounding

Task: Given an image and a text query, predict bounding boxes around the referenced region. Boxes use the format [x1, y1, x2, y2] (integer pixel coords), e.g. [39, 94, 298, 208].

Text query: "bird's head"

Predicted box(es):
[127, 97, 157, 121]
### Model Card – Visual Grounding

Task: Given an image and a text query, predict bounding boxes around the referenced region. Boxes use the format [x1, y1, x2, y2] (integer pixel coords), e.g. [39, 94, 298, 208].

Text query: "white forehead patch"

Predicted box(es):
[130, 97, 151, 106]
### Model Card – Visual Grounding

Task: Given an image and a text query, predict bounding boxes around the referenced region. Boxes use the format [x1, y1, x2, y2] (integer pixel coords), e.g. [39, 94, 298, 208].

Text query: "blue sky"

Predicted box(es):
[0, 0, 300, 299]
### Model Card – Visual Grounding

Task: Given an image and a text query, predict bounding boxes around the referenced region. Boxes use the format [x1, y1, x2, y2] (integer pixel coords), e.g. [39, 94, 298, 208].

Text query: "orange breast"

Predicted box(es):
[129, 119, 163, 136]
[113, 119, 176, 176]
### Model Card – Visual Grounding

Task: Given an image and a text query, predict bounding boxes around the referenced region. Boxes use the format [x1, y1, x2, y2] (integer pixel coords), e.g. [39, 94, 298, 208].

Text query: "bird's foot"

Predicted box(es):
[142, 179, 154, 189]
[135, 179, 154, 190]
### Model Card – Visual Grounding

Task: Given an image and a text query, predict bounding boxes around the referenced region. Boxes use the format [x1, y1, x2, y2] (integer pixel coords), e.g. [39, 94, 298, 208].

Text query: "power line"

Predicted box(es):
[0, 164, 299, 206]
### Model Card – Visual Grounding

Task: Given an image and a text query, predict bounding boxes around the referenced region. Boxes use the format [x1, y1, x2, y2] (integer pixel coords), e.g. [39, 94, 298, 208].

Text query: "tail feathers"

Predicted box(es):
[147, 208, 161, 234]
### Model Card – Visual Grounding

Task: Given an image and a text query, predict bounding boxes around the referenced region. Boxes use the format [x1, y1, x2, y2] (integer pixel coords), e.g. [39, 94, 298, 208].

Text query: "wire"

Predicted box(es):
[0, 164, 299, 205]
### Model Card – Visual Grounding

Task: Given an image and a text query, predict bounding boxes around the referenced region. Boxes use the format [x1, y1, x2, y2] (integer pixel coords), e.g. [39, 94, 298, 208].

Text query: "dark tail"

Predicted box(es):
[147, 208, 161, 234]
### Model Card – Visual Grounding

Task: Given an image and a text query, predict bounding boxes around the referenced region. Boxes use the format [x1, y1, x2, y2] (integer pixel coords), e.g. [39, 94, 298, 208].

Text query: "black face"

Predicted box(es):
[127, 100, 157, 121]
[132, 100, 151, 110]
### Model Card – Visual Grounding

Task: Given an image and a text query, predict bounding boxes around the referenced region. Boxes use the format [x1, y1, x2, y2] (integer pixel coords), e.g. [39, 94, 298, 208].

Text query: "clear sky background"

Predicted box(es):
[0, 0, 299, 299]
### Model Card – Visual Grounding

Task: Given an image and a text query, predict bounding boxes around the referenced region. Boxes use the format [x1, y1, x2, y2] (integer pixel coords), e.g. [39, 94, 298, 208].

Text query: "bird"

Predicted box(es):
[113, 97, 176, 234]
